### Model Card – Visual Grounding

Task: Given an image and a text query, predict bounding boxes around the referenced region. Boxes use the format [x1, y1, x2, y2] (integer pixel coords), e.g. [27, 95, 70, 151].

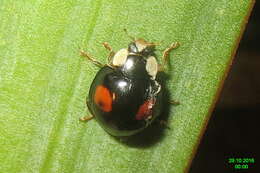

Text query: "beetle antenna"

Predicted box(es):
[123, 29, 135, 41]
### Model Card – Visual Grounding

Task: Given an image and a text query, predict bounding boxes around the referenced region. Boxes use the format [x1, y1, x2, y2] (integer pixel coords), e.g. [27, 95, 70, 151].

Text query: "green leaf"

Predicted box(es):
[0, 0, 254, 172]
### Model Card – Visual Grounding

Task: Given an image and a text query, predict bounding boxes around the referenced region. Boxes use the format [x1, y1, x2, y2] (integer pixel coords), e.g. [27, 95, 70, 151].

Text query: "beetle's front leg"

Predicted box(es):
[80, 49, 104, 68]
[158, 42, 180, 71]
[102, 42, 115, 65]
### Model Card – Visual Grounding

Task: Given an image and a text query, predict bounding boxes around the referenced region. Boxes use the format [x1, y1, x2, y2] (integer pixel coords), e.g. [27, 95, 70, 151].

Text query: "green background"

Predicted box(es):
[0, 0, 254, 172]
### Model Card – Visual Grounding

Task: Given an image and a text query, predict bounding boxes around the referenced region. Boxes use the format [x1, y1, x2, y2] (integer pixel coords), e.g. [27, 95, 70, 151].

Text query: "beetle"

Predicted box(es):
[80, 31, 179, 137]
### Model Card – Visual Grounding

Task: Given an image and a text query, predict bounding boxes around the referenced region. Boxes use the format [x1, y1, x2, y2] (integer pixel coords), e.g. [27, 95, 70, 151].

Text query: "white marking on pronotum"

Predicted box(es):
[146, 56, 158, 79]
[112, 48, 128, 66]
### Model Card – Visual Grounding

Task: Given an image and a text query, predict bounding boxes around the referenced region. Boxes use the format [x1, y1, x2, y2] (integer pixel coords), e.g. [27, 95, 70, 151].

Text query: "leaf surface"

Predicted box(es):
[0, 0, 254, 172]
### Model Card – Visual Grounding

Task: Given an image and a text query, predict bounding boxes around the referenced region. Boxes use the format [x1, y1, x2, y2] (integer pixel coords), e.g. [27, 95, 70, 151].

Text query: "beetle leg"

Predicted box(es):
[170, 100, 180, 105]
[102, 42, 115, 65]
[79, 114, 94, 122]
[80, 49, 104, 68]
[159, 42, 180, 71]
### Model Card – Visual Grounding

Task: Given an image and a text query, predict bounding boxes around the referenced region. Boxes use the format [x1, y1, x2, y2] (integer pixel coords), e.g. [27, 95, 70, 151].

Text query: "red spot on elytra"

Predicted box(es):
[94, 85, 113, 112]
[136, 99, 155, 120]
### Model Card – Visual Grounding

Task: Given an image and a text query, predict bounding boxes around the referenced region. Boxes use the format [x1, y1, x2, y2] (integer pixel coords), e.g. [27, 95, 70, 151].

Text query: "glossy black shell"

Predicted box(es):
[87, 65, 163, 136]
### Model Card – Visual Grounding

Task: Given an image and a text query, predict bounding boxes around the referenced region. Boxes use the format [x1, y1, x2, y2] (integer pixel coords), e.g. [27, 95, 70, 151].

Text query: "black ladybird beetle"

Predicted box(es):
[80, 31, 179, 137]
